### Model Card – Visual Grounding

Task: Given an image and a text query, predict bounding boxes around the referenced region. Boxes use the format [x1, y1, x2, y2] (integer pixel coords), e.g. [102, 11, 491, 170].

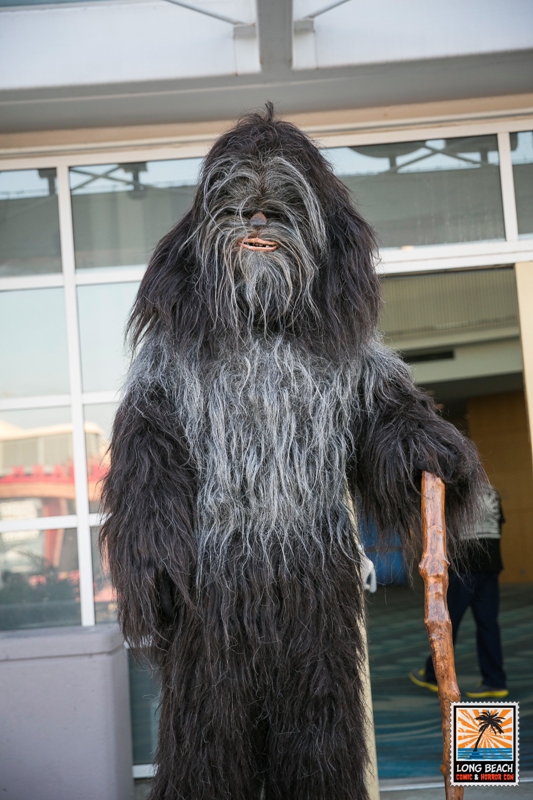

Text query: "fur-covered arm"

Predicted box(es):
[100, 380, 197, 650]
[348, 342, 485, 560]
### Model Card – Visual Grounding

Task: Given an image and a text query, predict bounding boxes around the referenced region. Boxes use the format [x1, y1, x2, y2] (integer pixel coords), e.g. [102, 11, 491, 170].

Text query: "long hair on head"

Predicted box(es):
[128, 103, 380, 360]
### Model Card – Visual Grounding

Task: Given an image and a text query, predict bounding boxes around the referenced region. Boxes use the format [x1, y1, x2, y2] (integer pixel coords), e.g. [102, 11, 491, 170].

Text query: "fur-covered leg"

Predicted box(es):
[148, 588, 267, 800]
[264, 541, 369, 800]
[148, 536, 368, 800]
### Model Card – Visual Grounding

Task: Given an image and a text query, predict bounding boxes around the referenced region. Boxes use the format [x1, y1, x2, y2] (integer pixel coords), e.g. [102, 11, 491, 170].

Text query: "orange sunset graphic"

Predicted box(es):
[456, 706, 514, 758]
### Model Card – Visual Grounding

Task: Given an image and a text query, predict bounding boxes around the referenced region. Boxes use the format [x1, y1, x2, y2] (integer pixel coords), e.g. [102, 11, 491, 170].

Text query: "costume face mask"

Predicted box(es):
[193, 154, 327, 328]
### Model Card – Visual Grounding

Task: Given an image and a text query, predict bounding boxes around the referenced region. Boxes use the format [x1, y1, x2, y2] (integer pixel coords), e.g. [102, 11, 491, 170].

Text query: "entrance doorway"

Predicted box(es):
[368, 266, 533, 780]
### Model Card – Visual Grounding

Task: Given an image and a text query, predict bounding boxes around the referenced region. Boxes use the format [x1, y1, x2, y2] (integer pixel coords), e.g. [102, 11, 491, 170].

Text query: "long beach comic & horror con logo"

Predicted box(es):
[451, 703, 519, 787]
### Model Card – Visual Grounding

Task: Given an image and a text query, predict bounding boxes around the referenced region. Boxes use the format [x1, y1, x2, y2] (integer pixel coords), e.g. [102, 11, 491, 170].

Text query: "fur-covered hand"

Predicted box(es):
[413, 448, 459, 484]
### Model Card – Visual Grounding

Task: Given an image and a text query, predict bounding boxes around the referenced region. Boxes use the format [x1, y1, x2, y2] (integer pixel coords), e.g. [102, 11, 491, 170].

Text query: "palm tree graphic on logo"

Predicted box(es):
[473, 710, 505, 751]
[454, 704, 517, 778]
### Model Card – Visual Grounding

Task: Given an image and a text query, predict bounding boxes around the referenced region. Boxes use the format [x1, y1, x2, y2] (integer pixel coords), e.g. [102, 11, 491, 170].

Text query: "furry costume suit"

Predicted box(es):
[101, 107, 484, 800]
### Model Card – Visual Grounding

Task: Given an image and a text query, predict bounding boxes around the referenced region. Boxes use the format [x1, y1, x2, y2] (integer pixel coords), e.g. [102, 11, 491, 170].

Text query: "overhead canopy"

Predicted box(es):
[0, 0, 532, 132]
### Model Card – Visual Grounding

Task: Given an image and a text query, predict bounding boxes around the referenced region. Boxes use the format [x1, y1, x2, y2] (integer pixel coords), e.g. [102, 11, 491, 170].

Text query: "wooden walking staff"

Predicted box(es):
[419, 472, 463, 800]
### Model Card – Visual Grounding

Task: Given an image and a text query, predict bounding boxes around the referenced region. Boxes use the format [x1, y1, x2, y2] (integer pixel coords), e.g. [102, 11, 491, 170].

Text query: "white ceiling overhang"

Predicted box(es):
[0, 0, 260, 90]
[0, 0, 532, 133]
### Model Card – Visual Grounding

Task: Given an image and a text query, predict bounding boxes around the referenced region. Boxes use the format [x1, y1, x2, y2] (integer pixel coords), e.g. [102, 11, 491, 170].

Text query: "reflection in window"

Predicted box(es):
[70, 158, 202, 271]
[327, 136, 505, 248]
[78, 282, 138, 392]
[86, 409, 116, 623]
[0, 407, 76, 516]
[511, 131, 533, 238]
[91, 526, 116, 624]
[0, 527, 80, 630]
[0, 168, 62, 278]
[84, 403, 116, 513]
[0, 288, 70, 398]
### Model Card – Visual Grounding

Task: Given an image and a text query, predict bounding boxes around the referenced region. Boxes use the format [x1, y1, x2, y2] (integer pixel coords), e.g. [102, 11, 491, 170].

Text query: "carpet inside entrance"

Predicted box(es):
[366, 581, 533, 779]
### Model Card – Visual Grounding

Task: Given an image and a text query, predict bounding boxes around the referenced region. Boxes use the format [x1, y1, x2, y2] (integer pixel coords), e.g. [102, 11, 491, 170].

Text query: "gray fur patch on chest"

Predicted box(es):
[176, 338, 359, 564]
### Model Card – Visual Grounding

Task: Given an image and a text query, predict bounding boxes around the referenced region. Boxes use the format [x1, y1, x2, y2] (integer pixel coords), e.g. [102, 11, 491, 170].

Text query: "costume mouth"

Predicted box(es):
[240, 237, 278, 252]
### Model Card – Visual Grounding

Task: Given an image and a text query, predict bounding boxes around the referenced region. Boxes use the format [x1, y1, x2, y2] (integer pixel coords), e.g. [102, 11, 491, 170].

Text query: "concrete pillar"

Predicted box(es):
[515, 261, 533, 467]
[0, 624, 134, 800]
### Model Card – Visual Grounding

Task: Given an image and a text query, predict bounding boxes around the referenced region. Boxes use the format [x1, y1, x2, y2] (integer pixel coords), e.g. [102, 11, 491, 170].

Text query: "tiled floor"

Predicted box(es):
[380, 775, 533, 798]
[366, 581, 533, 781]
[135, 777, 533, 798]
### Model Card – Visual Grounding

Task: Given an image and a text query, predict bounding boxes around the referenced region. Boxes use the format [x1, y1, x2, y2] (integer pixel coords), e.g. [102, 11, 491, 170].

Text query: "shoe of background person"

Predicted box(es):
[409, 668, 439, 693]
[465, 683, 509, 699]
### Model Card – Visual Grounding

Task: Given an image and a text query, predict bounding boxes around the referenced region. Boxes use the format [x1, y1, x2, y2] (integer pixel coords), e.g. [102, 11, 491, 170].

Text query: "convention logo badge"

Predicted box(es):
[451, 703, 519, 786]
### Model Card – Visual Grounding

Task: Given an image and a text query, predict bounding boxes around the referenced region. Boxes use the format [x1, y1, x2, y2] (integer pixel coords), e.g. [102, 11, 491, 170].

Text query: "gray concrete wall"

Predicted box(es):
[0, 624, 134, 800]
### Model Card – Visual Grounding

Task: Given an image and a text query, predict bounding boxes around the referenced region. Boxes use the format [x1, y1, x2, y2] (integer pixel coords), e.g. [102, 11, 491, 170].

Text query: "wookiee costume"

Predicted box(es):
[101, 106, 484, 800]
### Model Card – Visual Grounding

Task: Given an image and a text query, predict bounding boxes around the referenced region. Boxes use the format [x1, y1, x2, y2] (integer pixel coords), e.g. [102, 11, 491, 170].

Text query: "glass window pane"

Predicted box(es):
[0, 288, 70, 398]
[0, 526, 80, 630]
[0, 169, 62, 277]
[327, 135, 505, 247]
[128, 651, 160, 765]
[90, 526, 116, 625]
[78, 282, 138, 392]
[86, 406, 116, 623]
[0, 407, 76, 517]
[70, 158, 201, 272]
[85, 403, 115, 513]
[511, 130, 533, 238]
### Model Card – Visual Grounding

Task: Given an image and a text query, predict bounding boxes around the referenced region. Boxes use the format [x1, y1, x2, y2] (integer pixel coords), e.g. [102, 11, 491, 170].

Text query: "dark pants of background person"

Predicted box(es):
[425, 571, 507, 689]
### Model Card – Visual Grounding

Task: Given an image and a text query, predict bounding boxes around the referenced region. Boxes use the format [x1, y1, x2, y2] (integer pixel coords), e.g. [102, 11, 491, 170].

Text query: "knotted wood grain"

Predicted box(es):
[420, 472, 463, 800]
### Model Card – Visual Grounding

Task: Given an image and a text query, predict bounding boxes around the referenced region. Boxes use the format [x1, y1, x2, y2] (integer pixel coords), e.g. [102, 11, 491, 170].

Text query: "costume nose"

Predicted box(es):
[249, 212, 267, 228]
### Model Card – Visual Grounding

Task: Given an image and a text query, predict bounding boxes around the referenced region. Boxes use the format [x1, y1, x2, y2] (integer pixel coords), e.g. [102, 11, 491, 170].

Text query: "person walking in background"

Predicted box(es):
[410, 484, 508, 699]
